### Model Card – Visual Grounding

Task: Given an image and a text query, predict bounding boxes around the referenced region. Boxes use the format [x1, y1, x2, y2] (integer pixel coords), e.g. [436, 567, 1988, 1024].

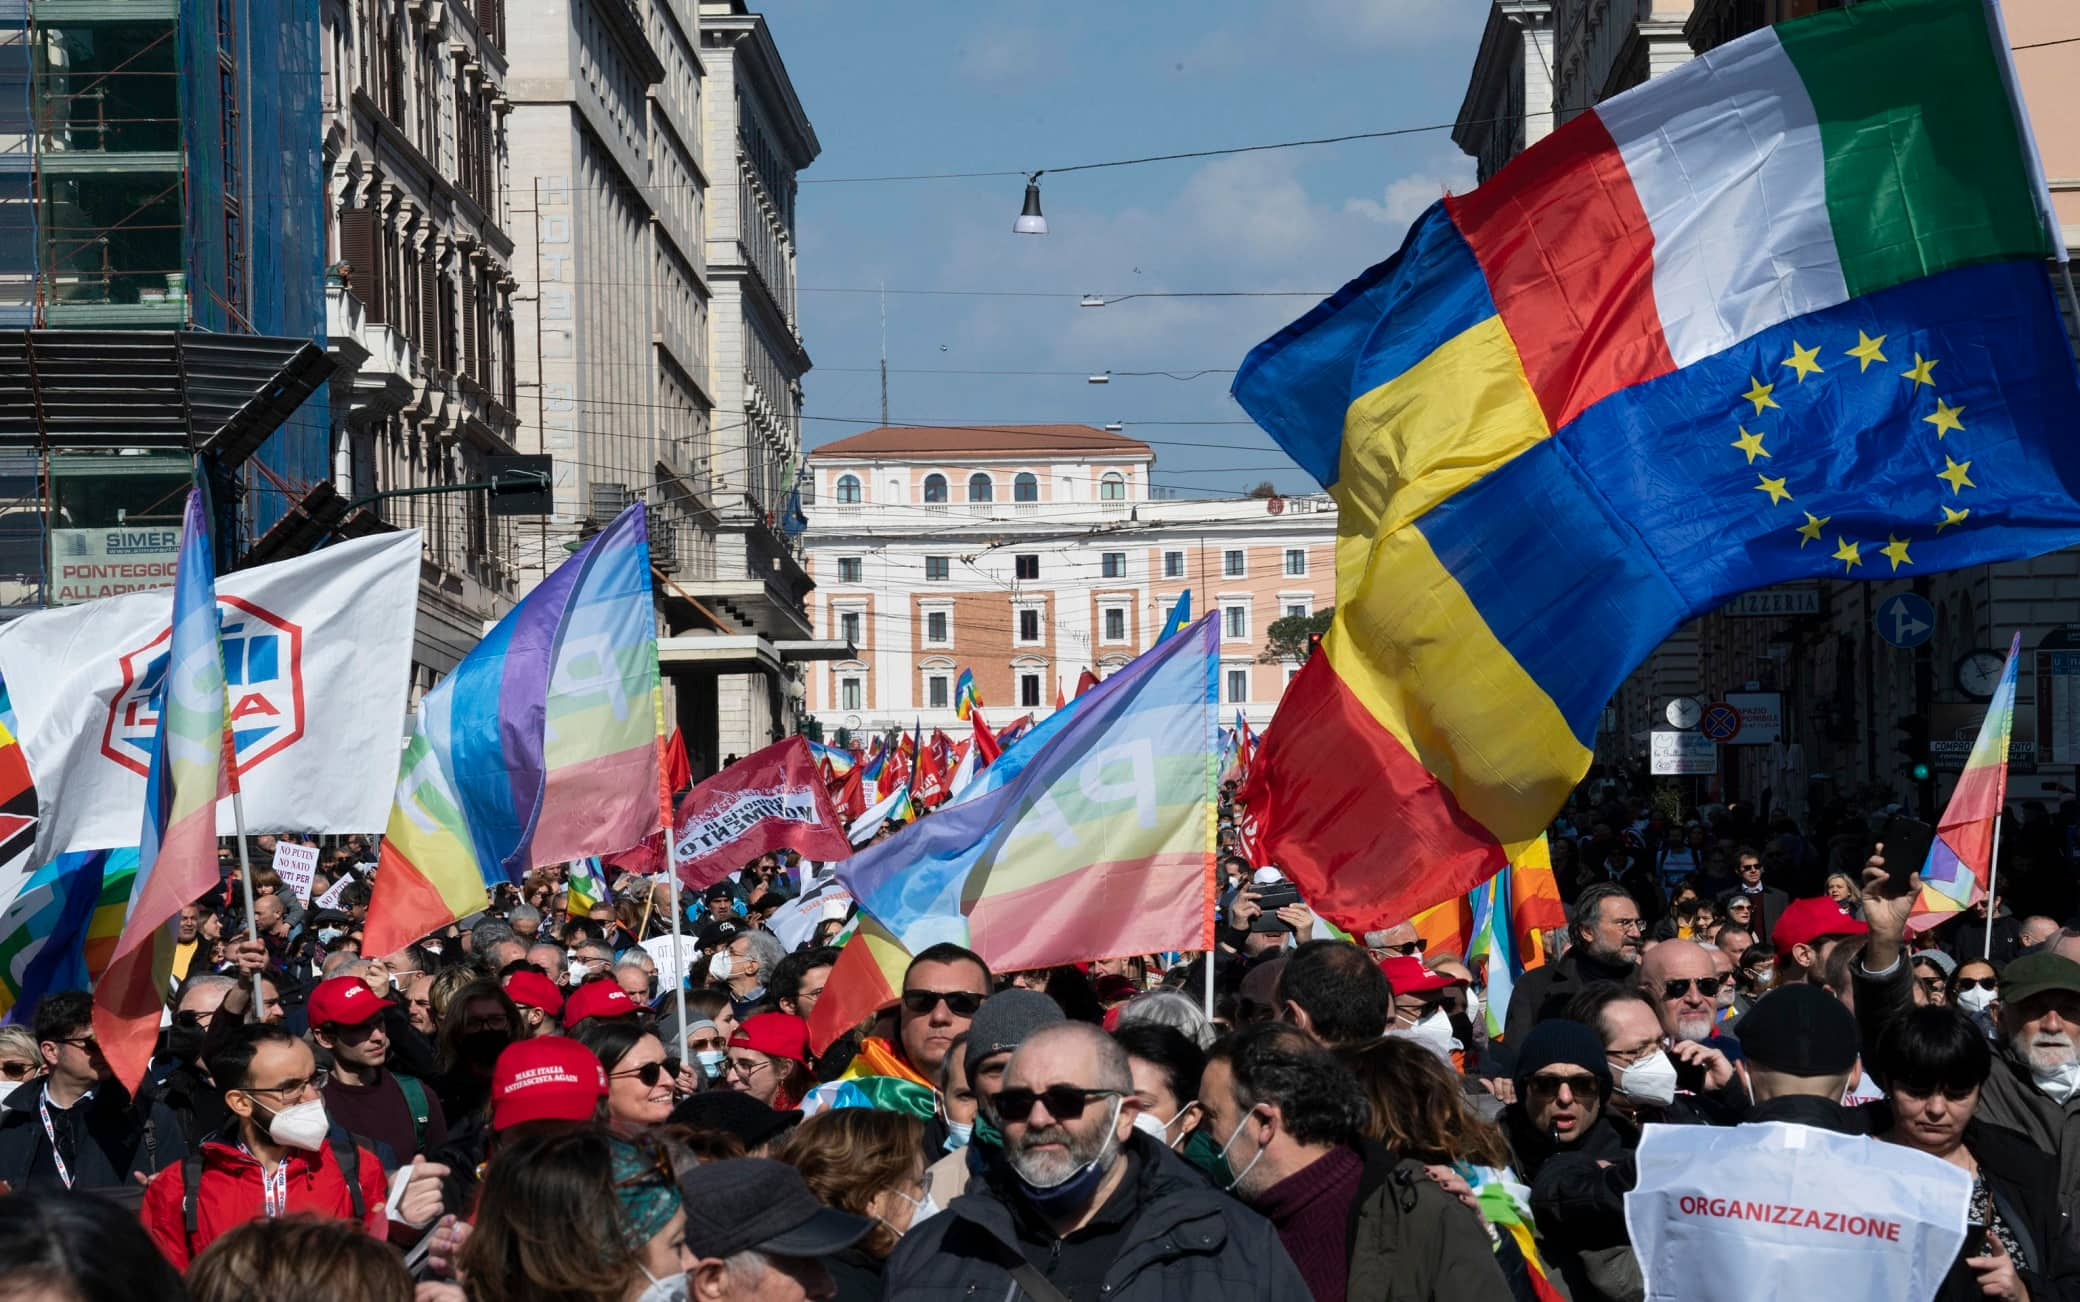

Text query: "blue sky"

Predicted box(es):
[761, 1, 1488, 499]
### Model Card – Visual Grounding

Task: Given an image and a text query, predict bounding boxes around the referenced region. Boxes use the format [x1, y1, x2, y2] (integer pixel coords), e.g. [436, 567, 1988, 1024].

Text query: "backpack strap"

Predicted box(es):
[328, 1126, 366, 1222]
[180, 1150, 204, 1250]
[395, 1074, 430, 1154]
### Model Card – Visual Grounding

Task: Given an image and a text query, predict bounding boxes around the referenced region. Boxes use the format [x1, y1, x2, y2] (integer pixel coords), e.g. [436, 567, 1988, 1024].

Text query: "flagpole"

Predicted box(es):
[226, 757, 266, 1011]
[1984, 814, 2006, 962]
[655, 688, 689, 1052]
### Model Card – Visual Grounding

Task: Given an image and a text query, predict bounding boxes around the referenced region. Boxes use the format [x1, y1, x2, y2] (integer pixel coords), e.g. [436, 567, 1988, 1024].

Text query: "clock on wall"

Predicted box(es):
[1955, 650, 2007, 701]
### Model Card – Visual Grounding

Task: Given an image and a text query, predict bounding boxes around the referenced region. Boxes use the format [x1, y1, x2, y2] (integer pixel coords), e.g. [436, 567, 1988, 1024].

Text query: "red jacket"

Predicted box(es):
[140, 1136, 389, 1270]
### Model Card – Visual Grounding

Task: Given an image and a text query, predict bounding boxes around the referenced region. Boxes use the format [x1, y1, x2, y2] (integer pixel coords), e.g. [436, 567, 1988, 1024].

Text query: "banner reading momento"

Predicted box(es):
[671, 736, 852, 891]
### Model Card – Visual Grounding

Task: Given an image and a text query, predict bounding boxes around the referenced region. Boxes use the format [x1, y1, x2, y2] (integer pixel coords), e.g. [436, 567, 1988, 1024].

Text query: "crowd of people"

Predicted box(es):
[0, 788, 2076, 1300]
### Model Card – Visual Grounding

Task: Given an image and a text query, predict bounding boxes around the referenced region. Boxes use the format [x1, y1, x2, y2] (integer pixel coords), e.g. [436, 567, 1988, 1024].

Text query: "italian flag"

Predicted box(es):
[1449, 0, 2064, 435]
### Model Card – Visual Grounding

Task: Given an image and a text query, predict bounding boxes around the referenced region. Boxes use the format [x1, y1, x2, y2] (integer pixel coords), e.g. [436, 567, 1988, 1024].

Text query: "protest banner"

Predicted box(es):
[312, 873, 352, 912]
[767, 872, 854, 953]
[0, 530, 420, 859]
[639, 931, 702, 995]
[670, 737, 852, 891]
[270, 841, 320, 904]
[1626, 1121, 1969, 1301]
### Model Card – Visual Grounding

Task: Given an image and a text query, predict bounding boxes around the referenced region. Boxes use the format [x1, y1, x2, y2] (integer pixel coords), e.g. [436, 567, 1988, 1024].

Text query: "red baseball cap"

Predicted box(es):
[1378, 955, 1461, 994]
[491, 1036, 607, 1130]
[564, 978, 639, 1025]
[504, 970, 565, 1018]
[730, 1013, 810, 1066]
[308, 975, 391, 1028]
[1772, 897, 1869, 956]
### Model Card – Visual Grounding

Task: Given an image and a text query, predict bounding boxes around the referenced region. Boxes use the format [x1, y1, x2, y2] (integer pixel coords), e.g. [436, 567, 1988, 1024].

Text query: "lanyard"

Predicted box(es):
[37, 1091, 72, 1189]
[238, 1143, 291, 1217]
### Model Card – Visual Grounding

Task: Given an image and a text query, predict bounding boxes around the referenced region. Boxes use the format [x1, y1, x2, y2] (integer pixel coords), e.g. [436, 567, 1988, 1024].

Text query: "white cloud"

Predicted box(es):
[1344, 160, 1475, 229]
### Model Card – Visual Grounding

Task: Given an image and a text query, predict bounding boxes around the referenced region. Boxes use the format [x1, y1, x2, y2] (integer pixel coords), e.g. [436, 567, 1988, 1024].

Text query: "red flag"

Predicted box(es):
[1056, 679, 1066, 709]
[877, 748, 910, 800]
[836, 764, 866, 821]
[912, 742, 948, 808]
[670, 737, 853, 891]
[970, 708, 1002, 765]
[662, 726, 692, 793]
[604, 830, 665, 877]
[1075, 669, 1100, 698]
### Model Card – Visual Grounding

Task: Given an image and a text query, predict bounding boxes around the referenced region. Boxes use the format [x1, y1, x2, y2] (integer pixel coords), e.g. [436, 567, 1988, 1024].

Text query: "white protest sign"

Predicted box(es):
[1626, 1121, 1969, 1302]
[313, 874, 352, 912]
[271, 841, 321, 904]
[640, 932, 703, 995]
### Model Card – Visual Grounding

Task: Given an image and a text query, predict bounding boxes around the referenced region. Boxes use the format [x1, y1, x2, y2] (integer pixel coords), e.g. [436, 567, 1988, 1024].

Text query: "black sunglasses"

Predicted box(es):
[1526, 1073, 1601, 1100]
[613, 1058, 683, 1088]
[1661, 977, 1723, 1000]
[901, 989, 984, 1018]
[1955, 976, 1998, 993]
[993, 1086, 1121, 1123]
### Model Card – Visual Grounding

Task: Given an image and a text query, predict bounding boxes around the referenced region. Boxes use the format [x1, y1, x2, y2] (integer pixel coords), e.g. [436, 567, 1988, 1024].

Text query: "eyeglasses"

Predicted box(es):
[245, 1069, 329, 1099]
[52, 1035, 100, 1054]
[1955, 976, 1998, 993]
[612, 1058, 683, 1089]
[0, 1060, 37, 1080]
[901, 989, 985, 1018]
[1661, 977, 1723, 1000]
[993, 1086, 1122, 1123]
[1369, 939, 1427, 958]
[724, 1056, 771, 1080]
[1525, 1073, 1600, 1101]
[1612, 918, 1647, 934]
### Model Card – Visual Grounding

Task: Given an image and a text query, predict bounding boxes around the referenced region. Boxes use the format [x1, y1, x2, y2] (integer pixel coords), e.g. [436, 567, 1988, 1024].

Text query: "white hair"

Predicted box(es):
[1112, 989, 1214, 1048]
[724, 1250, 768, 1285]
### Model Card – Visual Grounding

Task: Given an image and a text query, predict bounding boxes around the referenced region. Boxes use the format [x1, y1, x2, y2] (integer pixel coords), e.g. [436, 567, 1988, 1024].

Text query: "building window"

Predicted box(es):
[927, 675, 949, 709]
[1103, 608, 1126, 642]
[1226, 669, 1249, 704]
[925, 556, 950, 581]
[968, 473, 994, 503]
[1163, 551, 1184, 579]
[836, 474, 862, 504]
[1223, 549, 1245, 578]
[1014, 554, 1039, 581]
[1101, 552, 1126, 579]
[1100, 472, 1126, 501]
[1286, 665, 1302, 687]
[839, 611, 861, 644]
[1284, 548, 1306, 576]
[837, 557, 863, 584]
[840, 677, 862, 710]
[1014, 472, 1038, 502]
[926, 611, 949, 643]
[923, 473, 948, 503]
[1020, 673, 1041, 708]
[1018, 608, 1043, 643]
[1223, 604, 1249, 641]
[1284, 603, 1308, 622]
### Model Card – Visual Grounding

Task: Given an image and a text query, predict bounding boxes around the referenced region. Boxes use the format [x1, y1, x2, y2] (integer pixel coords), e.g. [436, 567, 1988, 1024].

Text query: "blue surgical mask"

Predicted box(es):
[696, 1049, 727, 1079]
[317, 927, 344, 946]
[1012, 1097, 1122, 1213]
[943, 1118, 973, 1151]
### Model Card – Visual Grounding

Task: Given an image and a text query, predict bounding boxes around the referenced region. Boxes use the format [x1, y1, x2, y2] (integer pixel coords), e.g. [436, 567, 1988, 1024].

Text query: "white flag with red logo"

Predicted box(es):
[0, 530, 420, 857]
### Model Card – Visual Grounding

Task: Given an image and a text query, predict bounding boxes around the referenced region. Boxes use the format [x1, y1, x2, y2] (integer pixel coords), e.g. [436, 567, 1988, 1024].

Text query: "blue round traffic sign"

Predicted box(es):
[1875, 593, 1935, 649]
[1699, 702, 1742, 743]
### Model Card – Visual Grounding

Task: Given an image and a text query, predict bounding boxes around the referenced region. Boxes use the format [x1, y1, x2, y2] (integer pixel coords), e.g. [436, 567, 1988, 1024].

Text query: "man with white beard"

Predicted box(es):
[1635, 940, 1738, 1085]
[882, 1021, 1311, 1300]
[1858, 857, 2080, 1217]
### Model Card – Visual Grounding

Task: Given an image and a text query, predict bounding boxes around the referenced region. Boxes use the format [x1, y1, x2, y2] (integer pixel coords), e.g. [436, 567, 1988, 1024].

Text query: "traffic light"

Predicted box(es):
[1306, 631, 1324, 660]
[1895, 713, 1932, 784]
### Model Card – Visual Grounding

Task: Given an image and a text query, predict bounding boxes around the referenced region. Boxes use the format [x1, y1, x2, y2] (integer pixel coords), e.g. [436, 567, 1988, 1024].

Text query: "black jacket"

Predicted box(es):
[881, 1130, 1311, 1302]
[1935, 1118, 2080, 1302]
[1503, 949, 1640, 1049]
[824, 1244, 884, 1302]
[0, 1079, 187, 1193]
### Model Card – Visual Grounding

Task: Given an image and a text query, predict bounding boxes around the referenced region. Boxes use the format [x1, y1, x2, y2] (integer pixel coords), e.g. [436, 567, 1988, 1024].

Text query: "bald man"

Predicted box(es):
[1640, 940, 1721, 1045]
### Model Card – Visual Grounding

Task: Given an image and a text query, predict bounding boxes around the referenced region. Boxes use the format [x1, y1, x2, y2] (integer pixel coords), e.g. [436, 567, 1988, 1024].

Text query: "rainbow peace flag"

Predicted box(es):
[365, 504, 660, 955]
[1467, 870, 1516, 1041]
[807, 740, 854, 777]
[1909, 632, 2021, 931]
[567, 856, 607, 917]
[1231, 0, 2080, 936]
[93, 490, 228, 1091]
[954, 668, 980, 720]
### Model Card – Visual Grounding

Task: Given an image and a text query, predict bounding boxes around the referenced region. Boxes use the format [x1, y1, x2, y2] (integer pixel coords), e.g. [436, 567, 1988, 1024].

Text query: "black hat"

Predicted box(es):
[702, 882, 738, 902]
[669, 1091, 802, 1151]
[678, 1158, 873, 1260]
[1512, 1020, 1613, 1092]
[696, 917, 745, 949]
[1738, 984, 1858, 1075]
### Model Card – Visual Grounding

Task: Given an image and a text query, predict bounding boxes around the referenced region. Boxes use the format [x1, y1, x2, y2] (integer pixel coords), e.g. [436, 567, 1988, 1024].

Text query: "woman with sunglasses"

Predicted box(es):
[1875, 1005, 2080, 1302]
[1914, 950, 1959, 1008]
[723, 1014, 813, 1111]
[577, 1020, 682, 1130]
[0, 1028, 41, 1105]
[1954, 959, 2003, 1037]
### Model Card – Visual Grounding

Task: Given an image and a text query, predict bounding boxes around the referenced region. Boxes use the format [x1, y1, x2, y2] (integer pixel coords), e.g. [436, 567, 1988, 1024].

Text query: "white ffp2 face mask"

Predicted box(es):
[708, 953, 735, 980]
[260, 1098, 330, 1151]
[1957, 985, 1997, 1014]
[1616, 1049, 1679, 1108]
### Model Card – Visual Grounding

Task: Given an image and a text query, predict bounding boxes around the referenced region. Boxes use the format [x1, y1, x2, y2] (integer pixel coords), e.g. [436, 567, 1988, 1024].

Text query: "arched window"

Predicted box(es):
[835, 474, 861, 504]
[1099, 472, 1126, 501]
[923, 473, 948, 503]
[1014, 472, 1039, 502]
[968, 473, 994, 503]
